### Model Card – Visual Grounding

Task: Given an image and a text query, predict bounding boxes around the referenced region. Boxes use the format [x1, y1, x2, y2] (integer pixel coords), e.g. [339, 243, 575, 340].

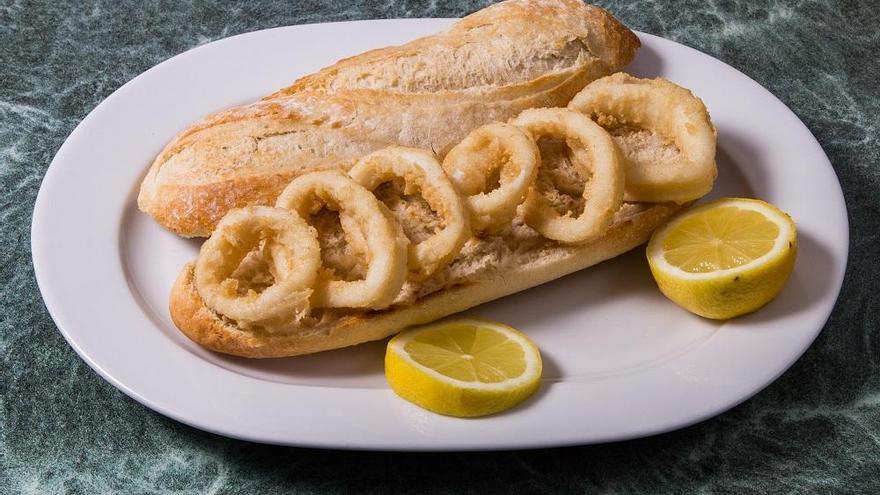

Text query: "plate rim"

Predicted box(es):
[31, 20, 849, 450]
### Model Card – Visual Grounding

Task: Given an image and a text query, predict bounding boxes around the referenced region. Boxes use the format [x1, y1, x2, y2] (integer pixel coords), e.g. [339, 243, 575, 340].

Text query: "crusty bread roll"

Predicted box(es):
[138, 0, 640, 237]
[171, 203, 679, 358]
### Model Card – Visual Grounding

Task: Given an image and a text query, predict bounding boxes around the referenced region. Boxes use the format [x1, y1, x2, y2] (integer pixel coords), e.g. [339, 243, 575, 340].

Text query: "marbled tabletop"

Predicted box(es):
[2, 0, 879, 493]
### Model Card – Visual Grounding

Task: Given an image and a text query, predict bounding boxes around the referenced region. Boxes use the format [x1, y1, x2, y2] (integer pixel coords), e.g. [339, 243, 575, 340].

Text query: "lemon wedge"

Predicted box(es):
[647, 197, 797, 319]
[385, 318, 542, 417]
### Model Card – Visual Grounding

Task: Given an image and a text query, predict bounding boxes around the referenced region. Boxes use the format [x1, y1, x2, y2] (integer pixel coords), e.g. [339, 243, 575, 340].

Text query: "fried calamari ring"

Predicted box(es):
[349, 146, 471, 279]
[194, 206, 320, 326]
[510, 108, 624, 244]
[568, 72, 717, 204]
[275, 171, 408, 309]
[442, 123, 540, 233]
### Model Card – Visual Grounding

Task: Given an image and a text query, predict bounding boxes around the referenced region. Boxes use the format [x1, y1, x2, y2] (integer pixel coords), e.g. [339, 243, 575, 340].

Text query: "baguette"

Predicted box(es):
[171, 203, 680, 358]
[138, 0, 640, 237]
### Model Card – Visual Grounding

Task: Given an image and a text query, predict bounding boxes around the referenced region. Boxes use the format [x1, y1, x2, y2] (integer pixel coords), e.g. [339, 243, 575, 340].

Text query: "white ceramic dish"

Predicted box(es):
[32, 19, 848, 450]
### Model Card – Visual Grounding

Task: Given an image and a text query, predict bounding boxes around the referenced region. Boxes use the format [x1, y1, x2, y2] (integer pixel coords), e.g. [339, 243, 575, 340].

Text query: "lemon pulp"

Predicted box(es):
[403, 321, 528, 383]
[662, 206, 781, 272]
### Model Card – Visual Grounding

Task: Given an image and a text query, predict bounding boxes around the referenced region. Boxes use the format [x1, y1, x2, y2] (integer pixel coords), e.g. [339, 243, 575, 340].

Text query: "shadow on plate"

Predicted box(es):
[739, 230, 837, 325]
[212, 338, 389, 384]
[627, 38, 665, 77]
[709, 133, 759, 199]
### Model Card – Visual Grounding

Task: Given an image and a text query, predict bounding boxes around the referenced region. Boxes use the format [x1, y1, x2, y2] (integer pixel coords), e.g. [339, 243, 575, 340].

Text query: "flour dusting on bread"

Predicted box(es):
[138, 0, 640, 237]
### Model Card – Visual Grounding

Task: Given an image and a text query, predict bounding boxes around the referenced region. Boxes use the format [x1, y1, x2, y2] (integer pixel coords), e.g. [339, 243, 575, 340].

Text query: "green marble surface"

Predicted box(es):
[2, 0, 878, 492]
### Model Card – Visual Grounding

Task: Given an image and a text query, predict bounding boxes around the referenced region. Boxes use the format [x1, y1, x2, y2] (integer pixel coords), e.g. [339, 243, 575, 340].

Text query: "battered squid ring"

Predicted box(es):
[442, 123, 540, 233]
[568, 72, 717, 203]
[275, 170, 408, 309]
[349, 146, 471, 279]
[194, 206, 320, 326]
[510, 108, 624, 244]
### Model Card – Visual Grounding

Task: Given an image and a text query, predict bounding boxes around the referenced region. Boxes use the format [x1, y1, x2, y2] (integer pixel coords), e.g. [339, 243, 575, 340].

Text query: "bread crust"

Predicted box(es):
[170, 203, 679, 358]
[138, 0, 640, 237]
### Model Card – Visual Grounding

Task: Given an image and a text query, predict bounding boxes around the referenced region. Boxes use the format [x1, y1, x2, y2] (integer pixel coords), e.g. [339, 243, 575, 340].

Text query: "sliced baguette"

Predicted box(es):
[138, 0, 640, 237]
[170, 203, 679, 358]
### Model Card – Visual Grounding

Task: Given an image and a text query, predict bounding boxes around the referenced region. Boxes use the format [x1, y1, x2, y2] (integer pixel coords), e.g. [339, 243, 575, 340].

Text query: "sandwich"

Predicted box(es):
[146, 0, 716, 357]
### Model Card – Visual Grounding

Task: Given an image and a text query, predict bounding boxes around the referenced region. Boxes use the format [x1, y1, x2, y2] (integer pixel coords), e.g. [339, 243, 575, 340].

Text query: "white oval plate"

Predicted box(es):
[32, 19, 848, 450]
